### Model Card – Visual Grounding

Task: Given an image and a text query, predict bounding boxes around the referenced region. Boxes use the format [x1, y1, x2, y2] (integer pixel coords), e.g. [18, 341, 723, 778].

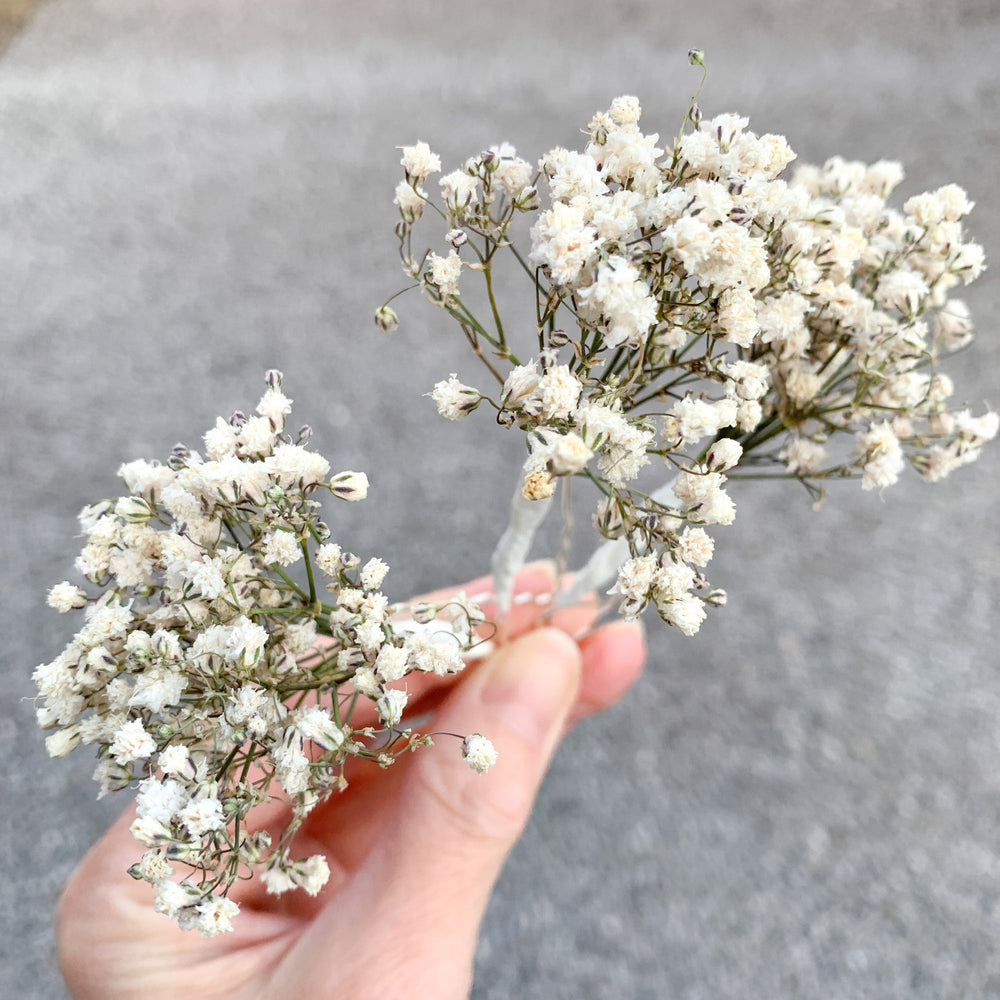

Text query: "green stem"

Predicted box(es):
[302, 541, 317, 606]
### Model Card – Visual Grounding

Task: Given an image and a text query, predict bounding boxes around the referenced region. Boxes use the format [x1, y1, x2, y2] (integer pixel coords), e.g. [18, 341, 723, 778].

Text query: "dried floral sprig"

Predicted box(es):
[386, 82, 997, 634]
[34, 371, 493, 936]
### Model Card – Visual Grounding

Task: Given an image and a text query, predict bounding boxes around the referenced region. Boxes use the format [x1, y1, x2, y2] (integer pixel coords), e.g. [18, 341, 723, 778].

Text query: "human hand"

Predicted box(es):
[57, 563, 646, 999]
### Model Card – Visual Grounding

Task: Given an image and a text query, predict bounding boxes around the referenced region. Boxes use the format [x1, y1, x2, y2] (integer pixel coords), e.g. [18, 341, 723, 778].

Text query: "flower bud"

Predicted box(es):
[548, 433, 594, 476]
[330, 471, 370, 502]
[514, 185, 540, 212]
[594, 497, 625, 538]
[115, 496, 153, 523]
[501, 362, 540, 408]
[374, 304, 399, 334]
[706, 438, 743, 472]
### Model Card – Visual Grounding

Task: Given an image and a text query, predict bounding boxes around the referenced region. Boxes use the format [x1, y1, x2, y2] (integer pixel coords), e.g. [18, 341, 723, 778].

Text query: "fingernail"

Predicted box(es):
[479, 629, 580, 743]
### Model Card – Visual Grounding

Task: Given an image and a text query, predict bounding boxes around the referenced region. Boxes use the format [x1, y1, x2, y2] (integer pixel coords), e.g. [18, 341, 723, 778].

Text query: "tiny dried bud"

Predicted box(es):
[330, 471, 369, 502]
[706, 589, 727, 607]
[409, 602, 438, 624]
[594, 498, 625, 538]
[548, 329, 570, 348]
[265, 369, 283, 390]
[538, 347, 559, 370]
[706, 438, 743, 472]
[514, 186, 540, 212]
[688, 47, 705, 66]
[447, 228, 468, 249]
[375, 304, 399, 334]
[115, 496, 153, 523]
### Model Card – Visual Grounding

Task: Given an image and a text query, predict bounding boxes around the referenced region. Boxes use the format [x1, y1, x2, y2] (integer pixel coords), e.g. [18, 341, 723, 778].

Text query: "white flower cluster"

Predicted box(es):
[35, 372, 492, 935]
[388, 93, 995, 634]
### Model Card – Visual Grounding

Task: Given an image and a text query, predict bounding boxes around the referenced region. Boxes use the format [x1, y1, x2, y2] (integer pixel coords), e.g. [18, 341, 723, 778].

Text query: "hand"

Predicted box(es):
[57, 563, 646, 999]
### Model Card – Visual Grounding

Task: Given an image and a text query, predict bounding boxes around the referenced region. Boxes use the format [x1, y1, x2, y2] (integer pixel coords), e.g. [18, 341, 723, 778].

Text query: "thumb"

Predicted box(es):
[381, 626, 582, 927]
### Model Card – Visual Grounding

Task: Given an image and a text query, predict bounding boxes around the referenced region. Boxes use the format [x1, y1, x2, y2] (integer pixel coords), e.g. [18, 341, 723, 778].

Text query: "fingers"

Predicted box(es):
[343, 561, 567, 728]
[567, 618, 646, 726]
[290, 627, 583, 977]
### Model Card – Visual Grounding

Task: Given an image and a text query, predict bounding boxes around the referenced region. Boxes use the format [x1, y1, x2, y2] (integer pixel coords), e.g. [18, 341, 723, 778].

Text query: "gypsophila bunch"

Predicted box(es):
[384, 60, 996, 634]
[35, 371, 494, 936]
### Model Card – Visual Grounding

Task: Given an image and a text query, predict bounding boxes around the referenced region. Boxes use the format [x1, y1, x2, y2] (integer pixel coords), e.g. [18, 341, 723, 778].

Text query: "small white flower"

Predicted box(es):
[394, 180, 426, 222]
[294, 854, 331, 896]
[547, 432, 593, 476]
[429, 374, 481, 420]
[374, 644, 410, 683]
[196, 896, 239, 937]
[439, 170, 479, 212]
[658, 595, 707, 637]
[261, 863, 296, 896]
[45, 726, 81, 758]
[262, 529, 302, 567]
[257, 387, 293, 429]
[462, 734, 498, 774]
[427, 250, 463, 297]
[291, 706, 345, 752]
[46, 582, 87, 613]
[360, 557, 389, 591]
[501, 362, 541, 409]
[110, 719, 156, 765]
[536, 365, 582, 421]
[400, 141, 441, 183]
[678, 527, 715, 568]
[404, 631, 465, 676]
[154, 880, 197, 919]
[137, 849, 175, 883]
[376, 688, 408, 727]
[158, 744, 194, 778]
[179, 797, 226, 838]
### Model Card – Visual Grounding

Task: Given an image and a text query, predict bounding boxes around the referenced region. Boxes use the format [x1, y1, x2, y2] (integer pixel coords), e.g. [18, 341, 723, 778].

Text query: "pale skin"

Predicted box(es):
[57, 564, 646, 999]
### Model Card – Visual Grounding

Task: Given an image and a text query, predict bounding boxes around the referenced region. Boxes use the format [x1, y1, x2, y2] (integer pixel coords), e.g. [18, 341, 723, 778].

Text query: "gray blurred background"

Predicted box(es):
[2, 1, 999, 996]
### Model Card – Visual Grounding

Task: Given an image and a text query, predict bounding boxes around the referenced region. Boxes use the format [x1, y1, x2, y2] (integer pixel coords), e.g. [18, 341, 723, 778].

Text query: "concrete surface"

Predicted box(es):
[2, 1, 1000, 996]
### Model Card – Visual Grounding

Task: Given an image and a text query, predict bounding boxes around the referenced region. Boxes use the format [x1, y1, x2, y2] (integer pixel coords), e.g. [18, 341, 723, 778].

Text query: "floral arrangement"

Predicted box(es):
[35, 56, 995, 936]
